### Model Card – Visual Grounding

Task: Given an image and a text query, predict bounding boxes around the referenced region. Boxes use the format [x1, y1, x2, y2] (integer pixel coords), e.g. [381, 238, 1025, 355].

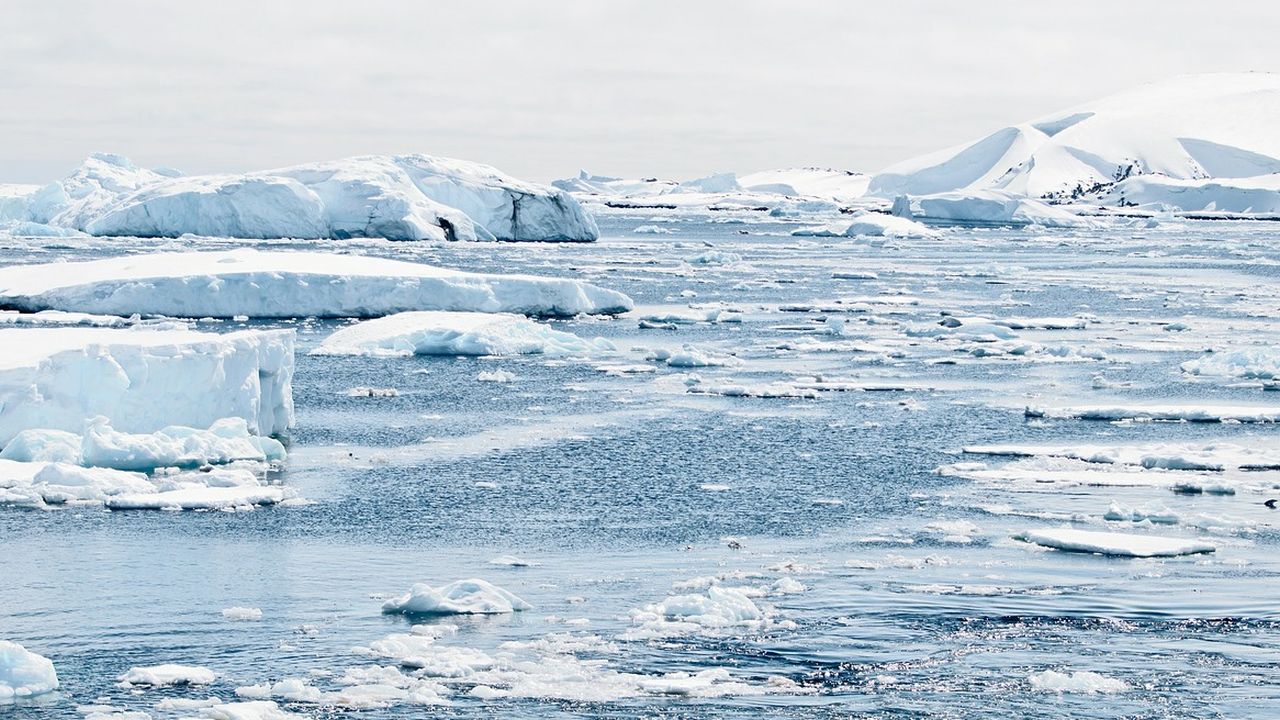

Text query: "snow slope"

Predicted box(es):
[0, 249, 633, 318]
[0, 327, 294, 445]
[13, 152, 598, 242]
[869, 73, 1280, 206]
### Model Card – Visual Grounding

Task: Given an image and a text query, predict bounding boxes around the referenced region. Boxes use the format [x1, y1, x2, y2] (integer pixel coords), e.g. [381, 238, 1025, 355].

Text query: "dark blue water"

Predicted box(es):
[2, 214, 1279, 718]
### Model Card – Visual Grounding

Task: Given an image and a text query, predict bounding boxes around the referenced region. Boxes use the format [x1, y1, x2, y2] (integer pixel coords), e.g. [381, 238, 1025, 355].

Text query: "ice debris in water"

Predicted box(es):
[221, 607, 263, 621]
[0, 641, 58, 702]
[623, 586, 786, 640]
[1029, 669, 1130, 694]
[0, 417, 285, 471]
[381, 579, 532, 615]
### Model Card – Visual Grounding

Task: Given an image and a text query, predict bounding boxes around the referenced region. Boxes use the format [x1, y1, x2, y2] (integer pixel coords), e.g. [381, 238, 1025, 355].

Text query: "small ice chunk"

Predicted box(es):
[119, 664, 216, 687]
[221, 607, 263, 621]
[1029, 669, 1129, 694]
[382, 579, 531, 615]
[0, 641, 59, 702]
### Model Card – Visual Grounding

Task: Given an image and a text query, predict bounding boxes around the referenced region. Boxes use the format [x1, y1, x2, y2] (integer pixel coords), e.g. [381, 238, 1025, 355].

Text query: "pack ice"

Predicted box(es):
[2, 152, 598, 242]
[0, 327, 294, 445]
[868, 73, 1280, 213]
[0, 249, 633, 318]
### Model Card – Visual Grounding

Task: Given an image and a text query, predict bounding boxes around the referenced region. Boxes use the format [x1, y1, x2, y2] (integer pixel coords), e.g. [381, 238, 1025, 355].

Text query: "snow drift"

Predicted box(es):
[0, 326, 294, 446]
[868, 73, 1280, 211]
[11, 152, 598, 242]
[0, 249, 633, 318]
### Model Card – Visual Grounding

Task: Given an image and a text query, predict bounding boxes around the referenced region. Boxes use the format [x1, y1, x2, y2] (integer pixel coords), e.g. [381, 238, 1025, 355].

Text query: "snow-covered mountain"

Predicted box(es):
[0, 153, 599, 242]
[868, 73, 1280, 207]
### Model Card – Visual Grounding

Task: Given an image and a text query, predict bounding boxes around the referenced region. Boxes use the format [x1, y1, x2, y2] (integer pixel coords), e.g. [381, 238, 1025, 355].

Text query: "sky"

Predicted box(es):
[3, 1, 1279, 184]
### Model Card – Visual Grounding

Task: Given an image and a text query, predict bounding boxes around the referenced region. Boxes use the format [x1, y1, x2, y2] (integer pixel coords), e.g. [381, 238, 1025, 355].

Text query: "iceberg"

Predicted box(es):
[313, 311, 614, 357]
[0, 641, 58, 702]
[0, 327, 294, 446]
[381, 579, 531, 615]
[869, 73, 1280, 204]
[1013, 528, 1214, 557]
[15, 152, 598, 242]
[909, 190, 1089, 227]
[0, 249, 633, 318]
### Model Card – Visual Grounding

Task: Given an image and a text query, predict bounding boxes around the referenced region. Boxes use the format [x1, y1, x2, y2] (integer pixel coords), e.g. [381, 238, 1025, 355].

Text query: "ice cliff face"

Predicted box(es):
[10, 152, 599, 242]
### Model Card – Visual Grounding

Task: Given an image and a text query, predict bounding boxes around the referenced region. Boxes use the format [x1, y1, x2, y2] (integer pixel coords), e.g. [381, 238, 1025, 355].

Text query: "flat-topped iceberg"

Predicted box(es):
[0, 641, 58, 702]
[1014, 528, 1214, 557]
[13, 152, 598, 242]
[314, 311, 615, 357]
[0, 326, 293, 446]
[0, 249, 633, 318]
[908, 190, 1089, 227]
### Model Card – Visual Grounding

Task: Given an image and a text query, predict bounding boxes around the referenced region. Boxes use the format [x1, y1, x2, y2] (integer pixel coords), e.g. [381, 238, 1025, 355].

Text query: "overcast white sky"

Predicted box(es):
[3, 1, 1278, 184]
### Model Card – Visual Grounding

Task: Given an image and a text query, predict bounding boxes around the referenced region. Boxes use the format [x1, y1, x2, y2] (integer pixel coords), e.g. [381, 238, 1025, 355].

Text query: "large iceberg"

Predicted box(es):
[0, 326, 294, 445]
[0, 249, 633, 318]
[12, 152, 598, 242]
[314, 311, 615, 357]
[869, 73, 1280, 206]
[907, 190, 1089, 227]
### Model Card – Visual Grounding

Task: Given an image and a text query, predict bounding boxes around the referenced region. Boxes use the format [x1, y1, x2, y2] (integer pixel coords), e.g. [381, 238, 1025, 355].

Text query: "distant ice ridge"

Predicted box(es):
[2, 152, 598, 242]
[314, 311, 615, 357]
[0, 641, 59, 702]
[868, 72, 1280, 212]
[0, 326, 294, 446]
[0, 249, 633, 318]
[791, 212, 938, 238]
[382, 579, 531, 615]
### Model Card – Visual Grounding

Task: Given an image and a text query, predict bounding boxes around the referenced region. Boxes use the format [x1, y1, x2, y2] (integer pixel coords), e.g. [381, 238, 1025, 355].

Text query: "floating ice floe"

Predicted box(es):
[0, 459, 287, 510]
[1028, 669, 1130, 694]
[1, 417, 285, 471]
[623, 586, 782, 640]
[11, 152, 598, 242]
[647, 345, 740, 368]
[0, 327, 293, 445]
[381, 579, 531, 615]
[1024, 403, 1280, 423]
[314, 311, 614, 357]
[118, 664, 217, 687]
[0, 641, 58, 702]
[1181, 347, 1280, 381]
[195, 700, 306, 720]
[1013, 528, 1214, 557]
[962, 440, 1280, 472]
[0, 249, 633, 318]
[790, 213, 937, 238]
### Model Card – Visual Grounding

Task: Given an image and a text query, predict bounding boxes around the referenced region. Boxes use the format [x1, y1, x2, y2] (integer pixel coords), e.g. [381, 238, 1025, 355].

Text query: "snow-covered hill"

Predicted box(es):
[868, 73, 1280, 210]
[1, 153, 599, 242]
